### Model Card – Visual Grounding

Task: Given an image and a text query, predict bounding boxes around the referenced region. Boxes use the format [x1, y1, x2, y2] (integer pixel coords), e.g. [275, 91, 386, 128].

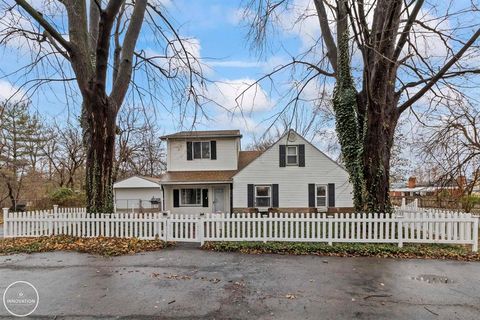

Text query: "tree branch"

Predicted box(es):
[398, 28, 480, 113]
[14, 0, 71, 51]
[110, 0, 147, 107]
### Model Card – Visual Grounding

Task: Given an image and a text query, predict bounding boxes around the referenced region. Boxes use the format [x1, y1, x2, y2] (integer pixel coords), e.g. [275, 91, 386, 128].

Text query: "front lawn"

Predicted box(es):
[202, 241, 480, 261]
[0, 235, 171, 256]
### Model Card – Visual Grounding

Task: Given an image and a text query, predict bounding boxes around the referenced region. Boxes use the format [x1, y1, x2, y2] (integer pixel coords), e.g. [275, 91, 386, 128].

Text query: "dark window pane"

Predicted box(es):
[317, 186, 326, 196]
[256, 197, 270, 207]
[287, 146, 297, 155]
[256, 186, 270, 197]
[202, 142, 210, 158]
[287, 155, 297, 164]
[193, 142, 201, 159]
[181, 189, 201, 205]
[317, 197, 326, 207]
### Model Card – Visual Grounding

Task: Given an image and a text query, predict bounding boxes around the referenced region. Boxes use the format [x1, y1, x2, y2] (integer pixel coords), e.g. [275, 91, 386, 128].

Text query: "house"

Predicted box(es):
[113, 129, 354, 213]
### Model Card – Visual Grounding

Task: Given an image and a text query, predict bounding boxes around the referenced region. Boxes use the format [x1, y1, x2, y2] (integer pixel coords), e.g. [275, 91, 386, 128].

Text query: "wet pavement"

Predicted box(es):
[0, 244, 479, 319]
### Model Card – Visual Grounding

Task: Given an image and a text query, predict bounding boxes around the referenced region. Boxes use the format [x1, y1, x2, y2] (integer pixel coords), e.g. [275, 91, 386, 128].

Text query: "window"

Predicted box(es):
[180, 188, 202, 206]
[192, 141, 210, 159]
[255, 185, 271, 207]
[286, 146, 298, 165]
[316, 185, 327, 207]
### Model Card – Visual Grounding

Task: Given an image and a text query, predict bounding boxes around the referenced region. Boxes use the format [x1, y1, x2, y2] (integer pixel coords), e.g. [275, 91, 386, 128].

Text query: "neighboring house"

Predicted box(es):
[390, 176, 465, 197]
[113, 129, 353, 213]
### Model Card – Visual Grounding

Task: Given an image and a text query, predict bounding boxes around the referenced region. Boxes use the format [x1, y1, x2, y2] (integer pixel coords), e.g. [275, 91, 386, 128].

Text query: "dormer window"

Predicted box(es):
[286, 146, 298, 165]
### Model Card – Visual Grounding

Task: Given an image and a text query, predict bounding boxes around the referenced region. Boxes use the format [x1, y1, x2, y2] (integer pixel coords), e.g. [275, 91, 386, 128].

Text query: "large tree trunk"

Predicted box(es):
[359, 93, 399, 213]
[84, 98, 118, 213]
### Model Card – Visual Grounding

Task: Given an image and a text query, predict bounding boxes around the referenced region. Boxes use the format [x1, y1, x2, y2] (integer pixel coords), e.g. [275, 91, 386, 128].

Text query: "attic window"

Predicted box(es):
[286, 146, 298, 165]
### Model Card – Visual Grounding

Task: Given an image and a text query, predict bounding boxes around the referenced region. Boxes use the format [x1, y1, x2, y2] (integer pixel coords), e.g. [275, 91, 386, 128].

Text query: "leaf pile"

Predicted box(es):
[0, 235, 171, 256]
[202, 241, 480, 261]
[0, 212, 3, 225]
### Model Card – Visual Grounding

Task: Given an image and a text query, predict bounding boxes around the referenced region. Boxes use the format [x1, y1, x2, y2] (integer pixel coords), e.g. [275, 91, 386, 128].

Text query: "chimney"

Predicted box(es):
[408, 176, 416, 188]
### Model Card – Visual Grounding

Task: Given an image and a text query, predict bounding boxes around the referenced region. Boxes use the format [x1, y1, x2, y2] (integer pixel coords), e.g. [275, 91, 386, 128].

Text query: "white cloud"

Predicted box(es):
[207, 78, 273, 114]
[213, 113, 262, 134]
[0, 80, 26, 102]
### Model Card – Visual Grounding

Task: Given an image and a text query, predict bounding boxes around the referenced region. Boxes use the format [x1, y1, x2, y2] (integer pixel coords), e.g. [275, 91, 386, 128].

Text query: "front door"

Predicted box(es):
[213, 188, 225, 213]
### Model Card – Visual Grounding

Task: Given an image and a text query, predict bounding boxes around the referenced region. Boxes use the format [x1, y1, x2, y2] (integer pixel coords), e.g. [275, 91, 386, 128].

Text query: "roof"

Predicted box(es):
[238, 150, 262, 170]
[113, 175, 162, 188]
[160, 130, 242, 140]
[158, 170, 237, 183]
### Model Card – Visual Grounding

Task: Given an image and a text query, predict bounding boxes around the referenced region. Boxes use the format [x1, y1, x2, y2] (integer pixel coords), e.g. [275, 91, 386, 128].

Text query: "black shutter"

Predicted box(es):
[272, 184, 279, 207]
[308, 184, 315, 207]
[210, 141, 217, 160]
[173, 189, 180, 207]
[299, 144, 305, 167]
[328, 183, 335, 207]
[279, 145, 286, 167]
[247, 184, 254, 207]
[186, 142, 192, 160]
[202, 189, 209, 207]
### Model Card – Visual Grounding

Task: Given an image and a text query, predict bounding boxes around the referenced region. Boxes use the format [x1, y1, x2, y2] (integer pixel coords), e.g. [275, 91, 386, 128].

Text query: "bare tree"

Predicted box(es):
[114, 106, 165, 180]
[1, 0, 206, 212]
[420, 99, 480, 211]
[42, 123, 86, 189]
[240, 0, 480, 211]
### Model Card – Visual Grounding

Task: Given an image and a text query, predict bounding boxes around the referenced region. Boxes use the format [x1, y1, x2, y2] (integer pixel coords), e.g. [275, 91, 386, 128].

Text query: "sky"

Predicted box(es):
[0, 0, 479, 175]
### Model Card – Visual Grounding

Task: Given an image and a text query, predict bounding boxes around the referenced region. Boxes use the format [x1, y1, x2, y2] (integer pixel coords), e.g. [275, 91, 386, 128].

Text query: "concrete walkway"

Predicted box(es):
[0, 245, 479, 319]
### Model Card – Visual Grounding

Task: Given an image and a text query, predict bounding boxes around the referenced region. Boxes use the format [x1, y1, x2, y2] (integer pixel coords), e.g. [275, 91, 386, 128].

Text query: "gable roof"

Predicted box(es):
[113, 175, 162, 188]
[160, 130, 242, 140]
[233, 129, 347, 176]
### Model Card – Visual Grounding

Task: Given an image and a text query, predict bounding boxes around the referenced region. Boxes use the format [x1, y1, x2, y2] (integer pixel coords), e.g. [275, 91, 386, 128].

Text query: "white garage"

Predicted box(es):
[113, 176, 163, 213]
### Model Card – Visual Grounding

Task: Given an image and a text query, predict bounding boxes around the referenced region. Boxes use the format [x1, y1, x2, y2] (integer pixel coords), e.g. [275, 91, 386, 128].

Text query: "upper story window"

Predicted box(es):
[193, 141, 210, 159]
[286, 146, 298, 165]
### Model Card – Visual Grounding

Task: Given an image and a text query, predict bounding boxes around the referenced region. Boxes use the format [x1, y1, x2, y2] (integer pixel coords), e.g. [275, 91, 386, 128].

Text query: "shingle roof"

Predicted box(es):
[238, 150, 262, 170]
[160, 130, 242, 140]
[158, 170, 237, 183]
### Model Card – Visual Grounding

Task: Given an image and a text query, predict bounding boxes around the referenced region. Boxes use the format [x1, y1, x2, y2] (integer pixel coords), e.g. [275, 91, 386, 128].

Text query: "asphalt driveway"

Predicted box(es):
[0, 244, 479, 319]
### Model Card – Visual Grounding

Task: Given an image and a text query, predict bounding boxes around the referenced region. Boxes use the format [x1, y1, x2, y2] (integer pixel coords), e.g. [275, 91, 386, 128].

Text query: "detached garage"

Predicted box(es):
[113, 176, 163, 213]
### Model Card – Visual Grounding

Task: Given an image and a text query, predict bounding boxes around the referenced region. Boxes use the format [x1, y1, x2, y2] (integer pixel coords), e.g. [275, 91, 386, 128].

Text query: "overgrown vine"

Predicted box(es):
[332, 30, 365, 211]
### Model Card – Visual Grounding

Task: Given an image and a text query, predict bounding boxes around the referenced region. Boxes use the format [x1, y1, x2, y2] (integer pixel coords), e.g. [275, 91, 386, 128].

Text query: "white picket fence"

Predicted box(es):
[2, 207, 479, 251]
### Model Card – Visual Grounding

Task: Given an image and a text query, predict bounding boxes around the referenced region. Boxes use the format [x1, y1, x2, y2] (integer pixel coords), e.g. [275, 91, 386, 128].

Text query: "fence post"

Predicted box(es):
[199, 215, 205, 246]
[472, 217, 478, 252]
[398, 219, 403, 248]
[327, 216, 333, 246]
[2, 208, 8, 237]
[53, 205, 58, 214]
[401, 198, 406, 209]
[50, 205, 58, 235]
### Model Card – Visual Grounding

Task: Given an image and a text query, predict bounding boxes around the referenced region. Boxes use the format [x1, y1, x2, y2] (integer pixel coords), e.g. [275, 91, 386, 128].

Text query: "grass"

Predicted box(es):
[202, 241, 480, 261]
[0, 235, 172, 256]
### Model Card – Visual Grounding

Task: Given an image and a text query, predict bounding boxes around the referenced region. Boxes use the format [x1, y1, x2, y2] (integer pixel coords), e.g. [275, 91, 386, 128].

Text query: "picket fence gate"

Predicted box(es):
[2, 207, 479, 252]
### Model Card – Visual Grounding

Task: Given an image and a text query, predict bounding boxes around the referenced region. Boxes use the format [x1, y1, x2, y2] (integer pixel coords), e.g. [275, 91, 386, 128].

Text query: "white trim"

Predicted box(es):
[255, 184, 272, 208]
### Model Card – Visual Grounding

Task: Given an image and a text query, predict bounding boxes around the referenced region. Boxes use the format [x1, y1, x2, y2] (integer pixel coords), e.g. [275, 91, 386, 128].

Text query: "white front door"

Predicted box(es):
[213, 188, 225, 213]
